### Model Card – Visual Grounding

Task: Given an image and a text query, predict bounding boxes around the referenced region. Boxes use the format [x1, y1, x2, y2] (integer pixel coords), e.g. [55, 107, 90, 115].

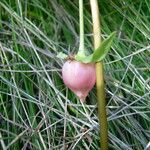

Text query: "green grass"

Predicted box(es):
[0, 0, 150, 149]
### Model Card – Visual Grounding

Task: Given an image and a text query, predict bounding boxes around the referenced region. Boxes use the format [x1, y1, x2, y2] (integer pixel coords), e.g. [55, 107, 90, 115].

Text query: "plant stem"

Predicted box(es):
[78, 0, 85, 56]
[90, 0, 108, 150]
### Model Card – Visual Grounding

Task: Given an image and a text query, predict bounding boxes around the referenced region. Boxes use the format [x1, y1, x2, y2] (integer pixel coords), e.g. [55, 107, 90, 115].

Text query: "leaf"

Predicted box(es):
[75, 31, 116, 63]
[57, 52, 68, 59]
[92, 31, 116, 62]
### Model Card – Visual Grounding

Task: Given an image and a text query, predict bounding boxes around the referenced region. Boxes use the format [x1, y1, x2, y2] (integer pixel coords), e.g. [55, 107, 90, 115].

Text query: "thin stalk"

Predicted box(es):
[78, 0, 85, 56]
[90, 0, 108, 150]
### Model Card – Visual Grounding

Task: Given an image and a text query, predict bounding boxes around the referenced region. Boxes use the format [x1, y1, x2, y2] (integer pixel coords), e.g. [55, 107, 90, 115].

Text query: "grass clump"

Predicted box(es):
[0, 0, 150, 149]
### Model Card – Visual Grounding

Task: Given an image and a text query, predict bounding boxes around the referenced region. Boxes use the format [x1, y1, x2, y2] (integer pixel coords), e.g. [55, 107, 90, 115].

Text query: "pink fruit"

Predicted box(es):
[62, 60, 96, 102]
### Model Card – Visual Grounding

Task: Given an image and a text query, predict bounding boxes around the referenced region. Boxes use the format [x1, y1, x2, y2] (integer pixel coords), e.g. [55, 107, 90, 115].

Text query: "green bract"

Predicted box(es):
[57, 52, 68, 59]
[57, 32, 116, 63]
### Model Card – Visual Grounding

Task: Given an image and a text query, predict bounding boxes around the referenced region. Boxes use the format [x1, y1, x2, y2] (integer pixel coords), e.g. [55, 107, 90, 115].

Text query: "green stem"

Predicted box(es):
[90, 0, 108, 150]
[78, 0, 85, 56]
